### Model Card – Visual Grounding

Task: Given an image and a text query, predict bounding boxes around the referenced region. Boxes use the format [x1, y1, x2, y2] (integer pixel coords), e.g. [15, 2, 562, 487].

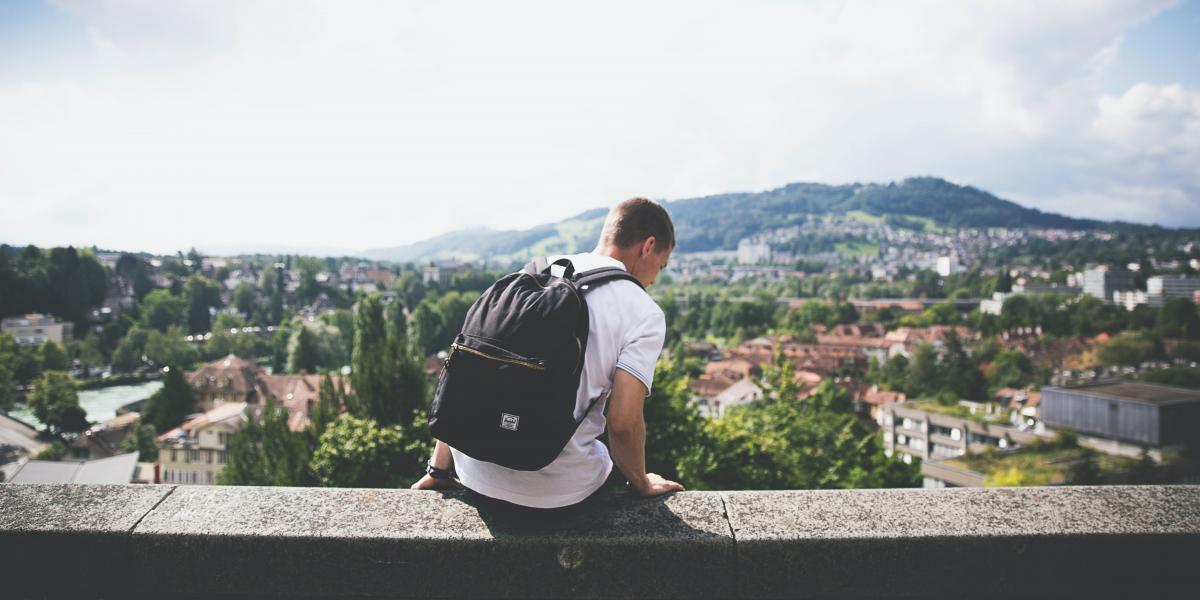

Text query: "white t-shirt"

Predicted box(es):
[450, 252, 666, 508]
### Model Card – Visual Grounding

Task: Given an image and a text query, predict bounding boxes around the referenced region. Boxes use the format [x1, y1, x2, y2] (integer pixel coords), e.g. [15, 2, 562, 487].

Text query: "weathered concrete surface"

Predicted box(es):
[0, 483, 176, 598]
[131, 486, 733, 599]
[5, 483, 1200, 599]
[724, 486, 1200, 599]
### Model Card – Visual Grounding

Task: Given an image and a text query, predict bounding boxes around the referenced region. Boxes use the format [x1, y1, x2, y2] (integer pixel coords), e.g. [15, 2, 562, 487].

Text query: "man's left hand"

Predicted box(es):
[410, 474, 464, 491]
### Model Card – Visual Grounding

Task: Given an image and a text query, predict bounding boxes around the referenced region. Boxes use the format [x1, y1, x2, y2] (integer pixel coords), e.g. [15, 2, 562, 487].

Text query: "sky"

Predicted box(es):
[1, 0, 1198, 255]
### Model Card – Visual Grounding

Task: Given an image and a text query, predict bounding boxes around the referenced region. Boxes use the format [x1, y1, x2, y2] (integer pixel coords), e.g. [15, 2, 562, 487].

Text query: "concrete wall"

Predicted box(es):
[2, 484, 1198, 599]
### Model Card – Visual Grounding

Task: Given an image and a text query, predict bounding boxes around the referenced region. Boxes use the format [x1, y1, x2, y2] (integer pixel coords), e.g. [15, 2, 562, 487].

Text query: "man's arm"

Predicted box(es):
[607, 367, 685, 497]
[410, 439, 462, 490]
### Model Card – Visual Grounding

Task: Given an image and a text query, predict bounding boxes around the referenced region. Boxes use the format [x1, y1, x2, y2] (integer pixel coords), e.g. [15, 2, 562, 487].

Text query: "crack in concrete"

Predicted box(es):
[128, 485, 177, 535]
[719, 493, 739, 598]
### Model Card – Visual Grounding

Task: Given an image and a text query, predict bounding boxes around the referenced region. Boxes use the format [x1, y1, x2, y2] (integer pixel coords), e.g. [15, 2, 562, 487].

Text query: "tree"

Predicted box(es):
[1157, 298, 1200, 340]
[0, 333, 18, 410]
[642, 361, 708, 481]
[139, 289, 187, 332]
[232, 282, 259, 317]
[309, 413, 428, 488]
[986, 350, 1034, 390]
[143, 326, 200, 369]
[349, 294, 427, 426]
[28, 371, 89, 437]
[941, 330, 986, 401]
[906, 343, 941, 399]
[676, 381, 919, 490]
[184, 275, 224, 334]
[40, 340, 69, 372]
[1097, 332, 1156, 368]
[121, 421, 160, 461]
[141, 365, 198, 433]
[288, 325, 321, 374]
[217, 394, 315, 486]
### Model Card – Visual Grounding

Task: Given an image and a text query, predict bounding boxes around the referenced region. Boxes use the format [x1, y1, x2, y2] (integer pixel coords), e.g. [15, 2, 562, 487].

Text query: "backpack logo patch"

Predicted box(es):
[500, 413, 520, 431]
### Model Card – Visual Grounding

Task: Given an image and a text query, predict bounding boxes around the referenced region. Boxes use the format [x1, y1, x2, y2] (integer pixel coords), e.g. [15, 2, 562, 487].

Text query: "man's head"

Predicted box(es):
[595, 197, 675, 287]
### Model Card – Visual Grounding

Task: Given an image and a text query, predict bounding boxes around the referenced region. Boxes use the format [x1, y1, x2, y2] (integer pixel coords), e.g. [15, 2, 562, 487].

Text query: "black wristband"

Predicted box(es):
[426, 462, 455, 480]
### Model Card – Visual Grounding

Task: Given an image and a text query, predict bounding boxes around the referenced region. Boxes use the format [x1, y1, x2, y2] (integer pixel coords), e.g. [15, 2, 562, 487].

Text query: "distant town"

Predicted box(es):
[2, 215, 1200, 488]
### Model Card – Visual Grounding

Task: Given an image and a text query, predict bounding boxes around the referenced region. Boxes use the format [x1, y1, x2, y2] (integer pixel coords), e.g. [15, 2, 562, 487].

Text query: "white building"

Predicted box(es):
[1145, 275, 1200, 308]
[936, 255, 962, 277]
[1082, 267, 1134, 303]
[1, 313, 73, 346]
[737, 239, 772, 265]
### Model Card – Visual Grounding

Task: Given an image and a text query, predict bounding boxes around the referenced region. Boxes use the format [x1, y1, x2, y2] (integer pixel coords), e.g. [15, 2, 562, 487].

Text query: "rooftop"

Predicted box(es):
[1047, 380, 1200, 405]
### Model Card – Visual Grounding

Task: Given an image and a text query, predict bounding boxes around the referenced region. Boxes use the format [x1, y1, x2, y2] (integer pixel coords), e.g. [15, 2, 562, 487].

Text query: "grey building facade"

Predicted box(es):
[1082, 267, 1134, 303]
[1041, 381, 1200, 459]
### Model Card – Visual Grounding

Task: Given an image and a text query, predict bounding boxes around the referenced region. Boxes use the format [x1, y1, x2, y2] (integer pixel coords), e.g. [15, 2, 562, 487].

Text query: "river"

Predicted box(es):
[6, 381, 163, 431]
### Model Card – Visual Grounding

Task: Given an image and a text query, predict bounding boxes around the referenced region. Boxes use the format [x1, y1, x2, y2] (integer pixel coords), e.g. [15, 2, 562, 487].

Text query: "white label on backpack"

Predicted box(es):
[500, 413, 520, 431]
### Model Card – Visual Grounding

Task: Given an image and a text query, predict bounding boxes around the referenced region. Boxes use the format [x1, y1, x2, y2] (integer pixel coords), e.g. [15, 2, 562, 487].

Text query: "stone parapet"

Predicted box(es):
[1, 484, 1198, 599]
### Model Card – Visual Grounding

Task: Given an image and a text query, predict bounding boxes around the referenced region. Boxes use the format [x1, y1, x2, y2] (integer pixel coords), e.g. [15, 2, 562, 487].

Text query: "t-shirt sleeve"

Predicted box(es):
[615, 306, 666, 397]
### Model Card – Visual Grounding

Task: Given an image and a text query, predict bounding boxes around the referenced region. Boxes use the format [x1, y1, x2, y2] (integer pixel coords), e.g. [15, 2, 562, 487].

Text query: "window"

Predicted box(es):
[171, 450, 177, 462]
[207, 449, 213, 464]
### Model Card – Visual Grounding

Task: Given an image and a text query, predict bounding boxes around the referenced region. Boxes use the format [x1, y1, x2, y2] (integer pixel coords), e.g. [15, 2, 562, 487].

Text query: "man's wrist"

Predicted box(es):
[628, 473, 651, 493]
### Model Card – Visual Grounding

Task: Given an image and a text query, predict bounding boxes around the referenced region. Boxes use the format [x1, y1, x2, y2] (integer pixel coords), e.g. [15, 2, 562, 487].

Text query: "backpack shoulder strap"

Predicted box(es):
[522, 256, 550, 275]
[573, 267, 645, 292]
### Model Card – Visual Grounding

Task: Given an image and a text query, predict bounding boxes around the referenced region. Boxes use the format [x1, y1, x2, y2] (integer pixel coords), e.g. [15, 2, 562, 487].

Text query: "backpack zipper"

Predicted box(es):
[450, 342, 547, 372]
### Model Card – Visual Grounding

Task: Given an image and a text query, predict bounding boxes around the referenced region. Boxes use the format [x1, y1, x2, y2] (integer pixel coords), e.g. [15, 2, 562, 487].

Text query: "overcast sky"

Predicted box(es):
[1, 0, 1198, 255]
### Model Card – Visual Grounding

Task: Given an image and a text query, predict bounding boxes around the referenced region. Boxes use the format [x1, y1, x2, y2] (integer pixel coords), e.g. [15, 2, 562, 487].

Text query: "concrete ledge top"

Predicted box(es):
[0, 483, 173, 534]
[134, 485, 733, 543]
[4, 483, 1200, 599]
[724, 486, 1200, 541]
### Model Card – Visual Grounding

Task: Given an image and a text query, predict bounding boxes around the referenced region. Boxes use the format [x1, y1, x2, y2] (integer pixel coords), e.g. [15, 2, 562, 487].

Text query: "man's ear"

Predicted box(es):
[641, 236, 657, 257]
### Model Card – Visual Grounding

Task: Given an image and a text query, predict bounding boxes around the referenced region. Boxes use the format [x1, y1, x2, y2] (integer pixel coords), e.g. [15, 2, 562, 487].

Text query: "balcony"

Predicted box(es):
[1, 484, 1198, 598]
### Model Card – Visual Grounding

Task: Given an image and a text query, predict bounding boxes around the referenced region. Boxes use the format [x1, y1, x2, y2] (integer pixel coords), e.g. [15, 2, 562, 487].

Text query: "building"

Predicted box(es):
[877, 401, 1050, 466]
[1, 313, 73, 346]
[1082, 267, 1134, 303]
[1145, 275, 1200, 308]
[5, 452, 140, 484]
[737, 239, 772, 265]
[187, 354, 347, 427]
[66, 412, 141, 460]
[936, 255, 962, 277]
[155, 401, 247, 485]
[189, 354, 261, 411]
[1041, 381, 1200, 462]
[1113, 290, 1149, 311]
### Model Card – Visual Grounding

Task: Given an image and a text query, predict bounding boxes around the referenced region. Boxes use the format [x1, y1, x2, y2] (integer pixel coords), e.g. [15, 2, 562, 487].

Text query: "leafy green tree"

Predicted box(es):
[28, 371, 89, 437]
[0, 333, 18, 410]
[40, 340, 70, 372]
[121, 421, 160, 461]
[270, 323, 291, 373]
[349, 294, 427, 427]
[677, 381, 919, 490]
[987, 349, 1034, 390]
[1157, 298, 1200, 340]
[76, 335, 105, 377]
[35, 441, 68, 460]
[232, 282, 259, 317]
[288, 325, 322, 374]
[642, 361, 708, 481]
[906, 343, 941, 399]
[309, 413, 429, 487]
[1097, 332, 1157, 368]
[941, 330, 986, 401]
[143, 326, 199, 369]
[139, 289, 187, 332]
[184, 275, 224, 334]
[217, 394, 316, 486]
[141, 366, 198, 433]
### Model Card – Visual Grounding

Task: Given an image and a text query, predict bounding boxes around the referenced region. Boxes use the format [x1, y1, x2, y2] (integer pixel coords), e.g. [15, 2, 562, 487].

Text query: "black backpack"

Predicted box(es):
[428, 256, 644, 471]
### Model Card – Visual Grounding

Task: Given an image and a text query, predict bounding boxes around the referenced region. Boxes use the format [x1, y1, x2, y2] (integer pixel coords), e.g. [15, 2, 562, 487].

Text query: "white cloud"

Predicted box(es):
[1, 0, 1195, 254]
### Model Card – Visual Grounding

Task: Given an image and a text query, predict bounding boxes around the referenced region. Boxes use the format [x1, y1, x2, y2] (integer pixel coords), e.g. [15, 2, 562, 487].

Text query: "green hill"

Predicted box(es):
[362, 177, 1117, 262]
